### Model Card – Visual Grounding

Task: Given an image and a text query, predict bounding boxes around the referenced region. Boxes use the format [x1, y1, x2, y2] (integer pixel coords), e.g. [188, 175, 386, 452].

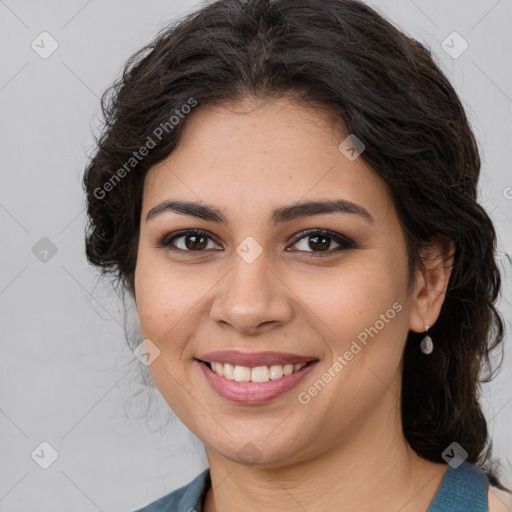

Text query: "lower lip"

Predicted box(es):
[197, 360, 318, 404]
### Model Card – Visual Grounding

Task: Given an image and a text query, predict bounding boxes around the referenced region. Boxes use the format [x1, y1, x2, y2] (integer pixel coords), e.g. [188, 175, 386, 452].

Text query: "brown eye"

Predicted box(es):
[298, 234, 335, 252]
[158, 229, 222, 252]
[181, 233, 208, 251]
[288, 229, 357, 255]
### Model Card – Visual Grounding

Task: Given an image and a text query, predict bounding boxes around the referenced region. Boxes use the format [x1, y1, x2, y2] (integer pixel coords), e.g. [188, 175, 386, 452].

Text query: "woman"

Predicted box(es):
[83, 0, 511, 510]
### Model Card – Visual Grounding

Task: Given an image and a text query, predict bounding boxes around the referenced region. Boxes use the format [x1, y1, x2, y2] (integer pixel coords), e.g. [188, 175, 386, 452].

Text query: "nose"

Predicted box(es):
[209, 251, 293, 336]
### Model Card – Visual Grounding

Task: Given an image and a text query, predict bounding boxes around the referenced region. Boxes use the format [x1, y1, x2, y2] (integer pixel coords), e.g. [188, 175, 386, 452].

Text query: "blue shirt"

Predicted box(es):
[133, 461, 491, 511]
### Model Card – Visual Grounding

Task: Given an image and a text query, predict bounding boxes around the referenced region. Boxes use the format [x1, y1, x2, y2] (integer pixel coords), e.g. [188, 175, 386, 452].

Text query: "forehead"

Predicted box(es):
[142, 97, 392, 225]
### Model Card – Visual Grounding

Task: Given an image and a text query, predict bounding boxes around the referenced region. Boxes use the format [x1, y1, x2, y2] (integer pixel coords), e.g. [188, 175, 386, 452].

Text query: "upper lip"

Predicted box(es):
[196, 350, 318, 367]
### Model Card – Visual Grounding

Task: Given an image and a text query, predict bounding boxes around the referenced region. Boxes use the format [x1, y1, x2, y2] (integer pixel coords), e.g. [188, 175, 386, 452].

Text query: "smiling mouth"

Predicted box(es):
[197, 359, 318, 383]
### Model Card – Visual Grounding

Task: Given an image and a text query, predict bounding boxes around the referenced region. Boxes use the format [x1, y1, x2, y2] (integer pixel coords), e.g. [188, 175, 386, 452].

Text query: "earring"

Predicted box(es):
[420, 324, 434, 355]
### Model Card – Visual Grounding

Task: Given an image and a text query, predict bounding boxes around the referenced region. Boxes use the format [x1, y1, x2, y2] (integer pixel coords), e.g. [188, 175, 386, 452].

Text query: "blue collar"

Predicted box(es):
[426, 461, 489, 511]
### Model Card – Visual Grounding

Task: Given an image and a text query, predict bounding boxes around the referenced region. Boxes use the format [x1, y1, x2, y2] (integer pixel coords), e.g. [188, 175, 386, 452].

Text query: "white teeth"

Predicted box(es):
[233, 365, 251, 382]
[251, 366, 270, 382]
[223, 363, 235, 380]
[208, 361, 309, 382]
[283, 364, 294, 375]
[212, 362, 224, 377]
[269, 365, 283, 380]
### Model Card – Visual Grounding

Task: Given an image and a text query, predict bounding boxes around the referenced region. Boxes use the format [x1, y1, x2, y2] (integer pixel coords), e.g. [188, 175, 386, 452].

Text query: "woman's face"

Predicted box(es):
[134, 96, 426, 468]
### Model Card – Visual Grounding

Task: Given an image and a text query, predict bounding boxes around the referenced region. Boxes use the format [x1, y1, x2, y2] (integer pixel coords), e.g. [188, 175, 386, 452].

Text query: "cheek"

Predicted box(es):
[134, 261, 201, 419]
[298, 269, 407, 422]
[291, 260, 405, 347]
[291, 258, 409, 417]
[135, 257, 205, 341]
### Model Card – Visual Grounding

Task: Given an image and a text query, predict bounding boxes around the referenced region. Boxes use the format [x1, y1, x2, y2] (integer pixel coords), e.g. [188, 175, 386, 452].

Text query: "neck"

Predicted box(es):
[203, 379, 447, 512]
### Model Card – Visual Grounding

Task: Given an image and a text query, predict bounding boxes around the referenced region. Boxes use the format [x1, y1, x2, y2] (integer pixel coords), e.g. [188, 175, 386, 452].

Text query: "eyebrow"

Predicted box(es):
[146, 198, 374, 225]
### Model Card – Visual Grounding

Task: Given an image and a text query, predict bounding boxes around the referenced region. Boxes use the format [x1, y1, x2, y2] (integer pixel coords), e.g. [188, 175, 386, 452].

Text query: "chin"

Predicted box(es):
[204, 433, 311, 469]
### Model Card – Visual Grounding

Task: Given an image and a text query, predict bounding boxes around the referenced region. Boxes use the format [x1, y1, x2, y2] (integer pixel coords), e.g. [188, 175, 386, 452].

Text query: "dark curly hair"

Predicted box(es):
[83, 0, 509, 490]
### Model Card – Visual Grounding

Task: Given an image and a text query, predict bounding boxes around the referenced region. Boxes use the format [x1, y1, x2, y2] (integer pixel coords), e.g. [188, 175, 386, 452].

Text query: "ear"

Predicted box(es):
[409, 237, 455, 333]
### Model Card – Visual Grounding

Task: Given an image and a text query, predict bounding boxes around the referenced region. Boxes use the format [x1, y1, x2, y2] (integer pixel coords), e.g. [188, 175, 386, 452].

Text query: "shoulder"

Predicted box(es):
[488, 485, 512, 512]
[133, 469, 210, 512]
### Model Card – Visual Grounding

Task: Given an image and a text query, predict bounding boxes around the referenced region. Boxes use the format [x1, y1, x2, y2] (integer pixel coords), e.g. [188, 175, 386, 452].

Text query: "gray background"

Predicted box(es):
[0, 0, 511, 510]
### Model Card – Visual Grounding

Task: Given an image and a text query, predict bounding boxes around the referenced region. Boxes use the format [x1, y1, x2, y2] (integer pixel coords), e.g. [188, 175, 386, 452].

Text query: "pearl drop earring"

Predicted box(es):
[420, 324, 434, 355]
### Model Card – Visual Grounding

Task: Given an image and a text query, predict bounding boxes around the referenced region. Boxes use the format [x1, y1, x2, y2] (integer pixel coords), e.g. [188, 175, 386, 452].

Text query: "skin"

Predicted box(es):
[134, 95, 459, 511]
[489, 487, 512, 511]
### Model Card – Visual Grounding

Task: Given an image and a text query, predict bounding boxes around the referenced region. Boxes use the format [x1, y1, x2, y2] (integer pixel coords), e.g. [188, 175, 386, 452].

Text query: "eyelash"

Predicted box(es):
[156, 228, 357, 257]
